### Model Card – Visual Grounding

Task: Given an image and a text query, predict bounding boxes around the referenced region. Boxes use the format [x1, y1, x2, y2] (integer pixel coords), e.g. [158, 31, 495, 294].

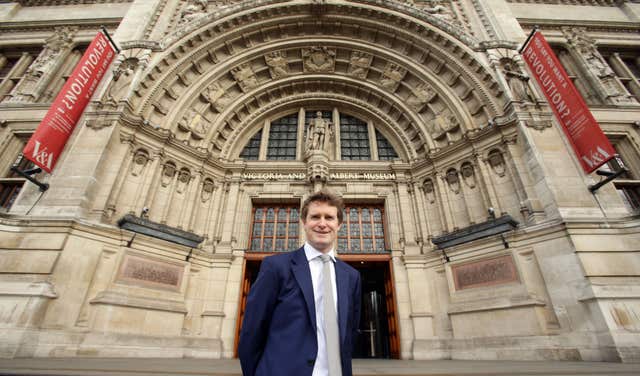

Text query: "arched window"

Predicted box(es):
[238, 108, 399, 161]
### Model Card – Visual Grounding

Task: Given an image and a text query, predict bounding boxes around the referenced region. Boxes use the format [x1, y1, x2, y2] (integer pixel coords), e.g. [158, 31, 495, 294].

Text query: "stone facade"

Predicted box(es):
[1, 0, 639, 363]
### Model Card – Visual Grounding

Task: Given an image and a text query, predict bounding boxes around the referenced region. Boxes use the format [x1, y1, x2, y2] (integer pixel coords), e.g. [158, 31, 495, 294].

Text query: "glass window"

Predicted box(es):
[340, 115, 370, 160]
[267, 114, 298, 160]
[249, 204, 300, 252]
[0, 153, 34, 212]
[376, 130, 399, 160]
[338, 205, 388, 254]
[606, 135, 640, 212]
[600, 49, 640, 102]
[551, 46, 601, 105]
[239, 129, 262, 160]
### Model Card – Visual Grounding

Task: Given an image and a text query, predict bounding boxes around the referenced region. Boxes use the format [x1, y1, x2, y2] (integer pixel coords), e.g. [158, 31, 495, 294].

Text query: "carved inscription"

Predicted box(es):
[117, 254, 184, 291]
[452, 255, 518, 290]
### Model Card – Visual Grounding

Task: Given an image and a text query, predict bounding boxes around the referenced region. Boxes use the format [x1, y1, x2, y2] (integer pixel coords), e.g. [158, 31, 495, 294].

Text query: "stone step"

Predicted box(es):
[0, 358, 638, 376]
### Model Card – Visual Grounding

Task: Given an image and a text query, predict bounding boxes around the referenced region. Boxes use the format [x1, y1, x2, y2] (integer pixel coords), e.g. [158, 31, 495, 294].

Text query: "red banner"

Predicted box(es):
[23, 31, 116, 173]
[521, 30, 615, 174]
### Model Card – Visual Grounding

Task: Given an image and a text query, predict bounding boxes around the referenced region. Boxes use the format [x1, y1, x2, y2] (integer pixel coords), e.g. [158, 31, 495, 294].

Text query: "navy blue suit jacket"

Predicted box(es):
[238, 247, 361, 376]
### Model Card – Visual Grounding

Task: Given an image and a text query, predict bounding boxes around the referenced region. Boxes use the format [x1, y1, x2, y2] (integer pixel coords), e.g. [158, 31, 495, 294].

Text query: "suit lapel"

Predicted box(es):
[335, 260, 350, 346]
[291, 247, 317, 331]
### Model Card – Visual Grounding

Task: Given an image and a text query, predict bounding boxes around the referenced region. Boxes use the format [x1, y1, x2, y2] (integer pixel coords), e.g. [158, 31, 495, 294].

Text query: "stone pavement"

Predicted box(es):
[0, 358, 638, 376]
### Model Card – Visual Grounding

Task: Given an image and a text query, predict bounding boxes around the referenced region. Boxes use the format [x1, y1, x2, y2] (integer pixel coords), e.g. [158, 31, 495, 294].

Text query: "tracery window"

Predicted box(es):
[239, 108, 399, 161]
[338, 205, 388, 254]
[249, 205, 300, 252]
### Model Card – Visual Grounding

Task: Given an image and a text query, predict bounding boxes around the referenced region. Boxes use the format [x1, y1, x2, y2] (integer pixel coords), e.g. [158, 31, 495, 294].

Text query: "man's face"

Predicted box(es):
[302, 201, 341, 253]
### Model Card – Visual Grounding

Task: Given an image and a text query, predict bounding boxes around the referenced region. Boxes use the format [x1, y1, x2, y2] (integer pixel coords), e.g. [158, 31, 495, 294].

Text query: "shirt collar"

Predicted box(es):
[304, 242, 336, 262]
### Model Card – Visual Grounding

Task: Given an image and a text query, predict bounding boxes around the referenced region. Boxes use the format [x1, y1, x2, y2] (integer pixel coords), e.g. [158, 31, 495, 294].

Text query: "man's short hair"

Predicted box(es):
[301, 189, 345, 224]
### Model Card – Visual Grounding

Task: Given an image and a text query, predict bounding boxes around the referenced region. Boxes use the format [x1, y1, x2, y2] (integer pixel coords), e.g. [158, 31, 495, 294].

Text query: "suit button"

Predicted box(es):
[307, 359, 315, 366]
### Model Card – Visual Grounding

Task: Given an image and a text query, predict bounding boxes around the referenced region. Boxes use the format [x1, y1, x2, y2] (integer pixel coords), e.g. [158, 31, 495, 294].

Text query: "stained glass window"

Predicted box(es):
[249, 205, 300, 252]
[340, 115, 371, 160]
[376, 130, 399, 160]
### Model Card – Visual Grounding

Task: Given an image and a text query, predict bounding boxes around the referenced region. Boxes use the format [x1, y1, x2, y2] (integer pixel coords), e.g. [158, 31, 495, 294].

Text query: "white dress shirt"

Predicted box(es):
[304, 242, 338, 376]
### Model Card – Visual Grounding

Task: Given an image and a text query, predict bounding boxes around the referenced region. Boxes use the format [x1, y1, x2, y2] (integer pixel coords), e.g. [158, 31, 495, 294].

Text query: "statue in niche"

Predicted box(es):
[265, 51, 289, 78]
[201, 179, 215, 202]
[176, 169, 191, 194]
[487, 150, 506, 177]
[201, 82, 230, 112]
[302, 47, 336, 73]
[177, 108, 208, 142]
[423, 179, 436, 203]
[130, 150, 150, 177]
[231, 63, 258, 92]
[445, 169, 460, 194]
[407, 83, 436, 111]
[178, 0, 208, 26]
[161, 163, 177, 187]
[306, 111, 333, 151]
[460, 163, 476, 188]
[380, 63, 407, 91]
[501, 59, 534, 103]
[347, 51, 373, 79]
[562, 27, 614, 78]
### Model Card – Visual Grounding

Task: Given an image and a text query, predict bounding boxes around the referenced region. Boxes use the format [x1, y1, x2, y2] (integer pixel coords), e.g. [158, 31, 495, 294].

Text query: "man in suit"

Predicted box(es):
[239, 189, 362, 376]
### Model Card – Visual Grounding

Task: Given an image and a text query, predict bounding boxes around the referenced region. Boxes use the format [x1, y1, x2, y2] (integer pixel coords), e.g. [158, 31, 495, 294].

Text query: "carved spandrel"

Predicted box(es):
[302, 46, 336, 73]
[452, 255, 519, 290]
[347, 51, 373, 79]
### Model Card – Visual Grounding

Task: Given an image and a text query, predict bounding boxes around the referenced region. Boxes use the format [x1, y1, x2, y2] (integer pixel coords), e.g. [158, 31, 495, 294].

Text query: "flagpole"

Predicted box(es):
[101, 26, 121, 54]
[518, 25, 538, 55]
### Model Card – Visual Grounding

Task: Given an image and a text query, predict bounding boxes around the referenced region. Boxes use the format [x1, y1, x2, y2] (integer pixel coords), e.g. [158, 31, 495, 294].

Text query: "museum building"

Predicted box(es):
[1, 0, 640, 363]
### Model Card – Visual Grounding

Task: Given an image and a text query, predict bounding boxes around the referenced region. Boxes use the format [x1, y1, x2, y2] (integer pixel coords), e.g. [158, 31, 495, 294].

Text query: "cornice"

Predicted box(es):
[13, 0, 132, 6]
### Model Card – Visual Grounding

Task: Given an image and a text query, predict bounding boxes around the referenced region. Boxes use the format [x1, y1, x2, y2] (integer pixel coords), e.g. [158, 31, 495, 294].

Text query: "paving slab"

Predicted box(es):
[0, 358, 638, 376]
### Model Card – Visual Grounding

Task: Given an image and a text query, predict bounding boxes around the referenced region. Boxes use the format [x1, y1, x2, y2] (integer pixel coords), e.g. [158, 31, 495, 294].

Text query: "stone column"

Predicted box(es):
[180, 169, 201, 229]
[102, 142, 135, 221]
[217, 177, 241, 253]
[139, 151, 165, 215]
[435, 171, 456, 232]
[0, 53, 33, 100]
[412, 181, 429, 248]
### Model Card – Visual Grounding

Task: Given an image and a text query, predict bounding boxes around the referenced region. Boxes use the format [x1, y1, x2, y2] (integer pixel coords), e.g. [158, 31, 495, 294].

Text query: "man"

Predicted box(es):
[239, 190, 362, 376]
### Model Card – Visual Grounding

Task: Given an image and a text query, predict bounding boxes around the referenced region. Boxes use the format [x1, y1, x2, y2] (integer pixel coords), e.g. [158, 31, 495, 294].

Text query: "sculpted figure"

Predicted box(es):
[231, 64, 259, 92]
[179, 0, 208, 25]
[380, 63, 406, 91]
[307, 111, 332, 151]
[347, 51, 372, 79]
[201, 82, 230, 112]
[502, 61, 534, 103]
[265, 51, 289, 78]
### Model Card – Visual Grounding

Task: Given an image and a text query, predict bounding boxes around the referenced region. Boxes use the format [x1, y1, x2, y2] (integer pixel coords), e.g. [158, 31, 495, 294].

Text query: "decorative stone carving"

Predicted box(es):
[178, 0, 208, 26]
[423, 178, 436, 203]
[9, 26, 76, 102]
[265, 51, 289, 78]
[460, 163, 476, 188]
[177, 108, 208, 142]
[306, 111, 333, 151]
[487, 149, 506, 177]
[347, 51, 373, 79]
[176, 168, 191, 193]
[415, 0, 455, 22]
[201, 82, 230, 112]
[201, 179, 215, 202]
[379, 63, 407, 92]
[131, 150, 150, 177]
[106, 57, 139, 104]
[161, 163, 177, 187]
[429, 108, 458, 141]
[445, 169, 460, 194]
[231, 63, 258, 92]
[302, 46, 336, 73]
[562, 27, 613, 78]
[116, 253, 184, 291]
[501, 58, 534, 103]
[407, 83, 436, 111]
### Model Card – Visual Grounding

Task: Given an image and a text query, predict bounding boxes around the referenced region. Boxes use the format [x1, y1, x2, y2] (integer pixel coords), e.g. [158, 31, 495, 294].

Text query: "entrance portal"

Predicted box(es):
[235, 257, 399, 359]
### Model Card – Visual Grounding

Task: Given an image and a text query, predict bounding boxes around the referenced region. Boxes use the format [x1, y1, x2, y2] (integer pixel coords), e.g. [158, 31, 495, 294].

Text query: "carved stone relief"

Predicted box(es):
[161, 163, 177, 187]
[429, 107, 459, 143]
[460, 163, 476, 188]
[178, 0, 208, 26]
[201, 82, 231, 113]
[347, 51, 373, 79]
[106, 57, 139, 104]
[446, 169, 460, 194]
[487, 149, 506, 177]
[176, 168, 191, 194]
[302, 46, 336, 73]
[306, 111, 333, 152]
[177, 108, 209, 144]
[265, 51, 289, 78]
[501, 58, 534, 103]
[379, 62, 407, 92]
[414, 0, 455, 23]
[407, 83, 436, 112]
[452, 254, 519, 290]
[423, 178, 436, 203]
[201, 179, 215, 202]
[131, 150, 150, 177]
[116, 253, 184, 292]
[231, 63, 259, 92]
